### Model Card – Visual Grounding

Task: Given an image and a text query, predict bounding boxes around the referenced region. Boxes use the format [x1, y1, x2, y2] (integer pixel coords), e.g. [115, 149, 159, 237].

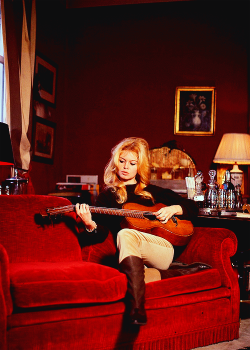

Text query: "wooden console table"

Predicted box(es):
[193, 213, 250, 300]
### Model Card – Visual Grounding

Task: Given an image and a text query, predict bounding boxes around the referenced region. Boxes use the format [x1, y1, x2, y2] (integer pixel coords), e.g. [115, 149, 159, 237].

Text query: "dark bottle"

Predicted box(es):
[222, 170, 235, 191]
[223, 170, 235, 209]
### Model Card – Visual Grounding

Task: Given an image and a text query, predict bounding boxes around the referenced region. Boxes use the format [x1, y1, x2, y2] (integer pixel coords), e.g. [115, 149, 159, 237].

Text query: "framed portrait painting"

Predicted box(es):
[174, 86, 216, 136]
[33, 117, 56, 164]
[34, 53, 57, 107]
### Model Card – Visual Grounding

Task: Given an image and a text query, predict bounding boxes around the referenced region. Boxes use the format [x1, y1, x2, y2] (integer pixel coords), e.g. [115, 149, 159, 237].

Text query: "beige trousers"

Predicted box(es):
[117, 229, 174, 282]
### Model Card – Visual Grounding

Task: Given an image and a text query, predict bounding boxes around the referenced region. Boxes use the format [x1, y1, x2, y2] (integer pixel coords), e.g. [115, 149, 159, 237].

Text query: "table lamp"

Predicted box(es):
[213, 133, 250, 188]
[0, 122, 14, 166]
[0, 123, 30, 195]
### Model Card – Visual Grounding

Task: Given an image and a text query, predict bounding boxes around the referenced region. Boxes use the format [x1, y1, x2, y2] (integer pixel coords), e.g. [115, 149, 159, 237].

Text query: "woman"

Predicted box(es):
[76, 137, 198, 325]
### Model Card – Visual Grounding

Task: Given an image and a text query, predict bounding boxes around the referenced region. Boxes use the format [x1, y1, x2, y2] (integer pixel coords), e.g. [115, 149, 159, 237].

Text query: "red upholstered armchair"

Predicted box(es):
[0, 195, 240, 350]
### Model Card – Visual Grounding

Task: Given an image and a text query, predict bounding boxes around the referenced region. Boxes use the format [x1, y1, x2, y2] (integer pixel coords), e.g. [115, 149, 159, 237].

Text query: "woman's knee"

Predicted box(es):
[117, 229, 139, 248]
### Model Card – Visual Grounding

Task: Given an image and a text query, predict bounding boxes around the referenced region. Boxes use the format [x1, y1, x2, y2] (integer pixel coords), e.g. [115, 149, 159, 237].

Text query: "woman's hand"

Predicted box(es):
[76, 203, 96, 231]
[154, 205, 183, 224]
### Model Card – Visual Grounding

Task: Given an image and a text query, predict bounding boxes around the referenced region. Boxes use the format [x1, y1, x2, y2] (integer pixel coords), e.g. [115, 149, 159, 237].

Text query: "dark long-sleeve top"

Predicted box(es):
[90, 184, 198, 259]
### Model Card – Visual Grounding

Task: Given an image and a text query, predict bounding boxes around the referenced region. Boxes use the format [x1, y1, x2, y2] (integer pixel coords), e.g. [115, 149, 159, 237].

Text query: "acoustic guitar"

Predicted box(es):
[39, 203, 194, 246]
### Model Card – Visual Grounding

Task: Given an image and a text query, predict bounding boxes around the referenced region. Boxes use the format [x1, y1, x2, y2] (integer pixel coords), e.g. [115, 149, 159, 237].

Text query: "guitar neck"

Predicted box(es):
[46, 204, 146, 219]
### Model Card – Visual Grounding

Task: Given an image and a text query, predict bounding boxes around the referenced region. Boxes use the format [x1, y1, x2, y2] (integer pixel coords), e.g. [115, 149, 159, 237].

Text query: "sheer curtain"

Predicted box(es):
[1, 0, 36, 171]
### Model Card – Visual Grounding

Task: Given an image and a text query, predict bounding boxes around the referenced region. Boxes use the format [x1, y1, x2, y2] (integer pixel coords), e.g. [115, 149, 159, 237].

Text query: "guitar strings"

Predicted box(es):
[46, 205, 151, 219]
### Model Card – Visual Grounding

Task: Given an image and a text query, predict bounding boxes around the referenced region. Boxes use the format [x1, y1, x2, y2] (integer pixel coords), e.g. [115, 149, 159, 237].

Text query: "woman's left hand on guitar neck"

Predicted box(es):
[154, 205, 183, 224]
[76, 203, 96, 232]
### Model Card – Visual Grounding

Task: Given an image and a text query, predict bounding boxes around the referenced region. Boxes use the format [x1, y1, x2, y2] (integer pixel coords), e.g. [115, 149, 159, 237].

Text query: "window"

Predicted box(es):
[0, 5, 6, 123]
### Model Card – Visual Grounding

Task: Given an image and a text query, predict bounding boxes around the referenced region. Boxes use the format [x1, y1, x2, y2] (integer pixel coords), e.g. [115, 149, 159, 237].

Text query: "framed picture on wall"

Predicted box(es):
[174, 86, 216, 136]
[33, 117, 56, 164]
[34, 52, 57, 107]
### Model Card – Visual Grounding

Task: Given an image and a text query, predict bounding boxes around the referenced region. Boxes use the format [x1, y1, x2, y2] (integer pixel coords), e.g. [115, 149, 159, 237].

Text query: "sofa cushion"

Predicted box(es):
[145, 268, 222, 299]
[10, 261, 127, 308]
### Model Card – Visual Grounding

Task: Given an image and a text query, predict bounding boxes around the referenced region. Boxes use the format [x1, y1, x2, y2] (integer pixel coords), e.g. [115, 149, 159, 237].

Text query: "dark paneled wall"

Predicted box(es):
[31, 1, 249, 194]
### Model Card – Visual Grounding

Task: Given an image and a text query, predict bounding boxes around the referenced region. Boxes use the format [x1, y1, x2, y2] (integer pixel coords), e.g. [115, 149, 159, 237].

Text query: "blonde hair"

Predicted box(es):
[104, 137, 153, 203]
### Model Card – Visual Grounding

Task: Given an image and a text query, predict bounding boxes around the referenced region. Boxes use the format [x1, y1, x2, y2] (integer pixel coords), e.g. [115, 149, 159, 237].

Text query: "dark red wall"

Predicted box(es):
[30, 1, 249, 194]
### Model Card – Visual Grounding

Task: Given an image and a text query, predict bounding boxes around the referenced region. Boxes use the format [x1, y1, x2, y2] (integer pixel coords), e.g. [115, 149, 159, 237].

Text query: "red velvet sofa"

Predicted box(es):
[0, 195, 240, 350]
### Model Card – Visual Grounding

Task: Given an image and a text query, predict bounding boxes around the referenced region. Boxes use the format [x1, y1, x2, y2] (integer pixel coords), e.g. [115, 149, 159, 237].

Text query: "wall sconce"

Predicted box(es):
[213, 133, 250, 188]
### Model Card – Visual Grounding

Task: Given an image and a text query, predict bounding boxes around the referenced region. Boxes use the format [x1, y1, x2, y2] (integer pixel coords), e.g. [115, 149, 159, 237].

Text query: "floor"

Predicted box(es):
[195, 301, 250, 350]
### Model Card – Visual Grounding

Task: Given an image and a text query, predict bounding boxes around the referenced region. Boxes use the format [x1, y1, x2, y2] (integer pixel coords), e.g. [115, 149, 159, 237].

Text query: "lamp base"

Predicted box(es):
[231, 163, 243, 173]
[230, 163, 243, 188]
[216, 164, 245, 194]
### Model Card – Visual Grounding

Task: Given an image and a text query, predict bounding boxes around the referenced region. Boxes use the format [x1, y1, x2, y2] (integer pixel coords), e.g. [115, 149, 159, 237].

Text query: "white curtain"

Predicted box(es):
[1, 0, 36, 170]
[19, 0, 36, 170]
[0, 0, 10, 126]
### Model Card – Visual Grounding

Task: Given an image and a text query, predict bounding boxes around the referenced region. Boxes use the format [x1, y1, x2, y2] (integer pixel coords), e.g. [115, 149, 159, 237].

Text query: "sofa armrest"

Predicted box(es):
[0, 244, 12, 350]
[178, 227, 237, 287]
[0, 288, 7, 350]
[0, 244, 13, 315]
[0, 286, 7, 350]
[178, 227, 240, 320]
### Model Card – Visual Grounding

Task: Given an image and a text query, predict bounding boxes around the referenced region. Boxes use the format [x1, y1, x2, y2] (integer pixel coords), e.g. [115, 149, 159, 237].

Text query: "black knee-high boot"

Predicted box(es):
[119, 255, 147, 325]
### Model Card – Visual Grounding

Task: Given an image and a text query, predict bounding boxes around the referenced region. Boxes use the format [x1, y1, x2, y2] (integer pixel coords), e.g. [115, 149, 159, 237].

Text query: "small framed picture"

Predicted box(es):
[33, 117, 56, 164]
[34, 53, 57, 107]
[174, 86, 216, 136]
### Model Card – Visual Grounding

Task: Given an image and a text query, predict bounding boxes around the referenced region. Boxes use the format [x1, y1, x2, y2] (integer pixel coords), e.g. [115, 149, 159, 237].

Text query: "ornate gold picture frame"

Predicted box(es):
[174, 86, 216, 136]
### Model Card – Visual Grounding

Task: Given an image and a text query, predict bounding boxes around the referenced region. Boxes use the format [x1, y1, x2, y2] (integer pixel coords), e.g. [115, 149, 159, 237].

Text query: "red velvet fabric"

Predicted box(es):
[81, 231, 117, 265]
[0, 195, 81, 263]
[178, 227, 237, 287]
[146, 287, 231, 310]
[6, 298, 239, 350]
[0, 196, 240, 350]
[9, 260, 221, 309]
[178, 227, 240, 322]
[0, 244, 13, 315]
[7, 288, 230, 329]
[0, 285, 7, 350]
[7, 322, 239, 350]
[10, 261, 127, 308]
[146, 268, 221, 299]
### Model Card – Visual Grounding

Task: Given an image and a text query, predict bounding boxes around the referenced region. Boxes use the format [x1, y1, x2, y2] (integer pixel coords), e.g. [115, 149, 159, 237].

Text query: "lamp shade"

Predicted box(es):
[0, 122, 15, 166]
[213, 133, 250, 165]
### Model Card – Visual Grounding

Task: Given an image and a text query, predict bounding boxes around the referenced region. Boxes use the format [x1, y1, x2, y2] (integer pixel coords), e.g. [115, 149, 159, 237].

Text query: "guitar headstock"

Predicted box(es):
[34, 204, 75, 226]
[39, 209, 49, 218]
[34, 211, 51, 226]
[34, 208, 62, 226]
